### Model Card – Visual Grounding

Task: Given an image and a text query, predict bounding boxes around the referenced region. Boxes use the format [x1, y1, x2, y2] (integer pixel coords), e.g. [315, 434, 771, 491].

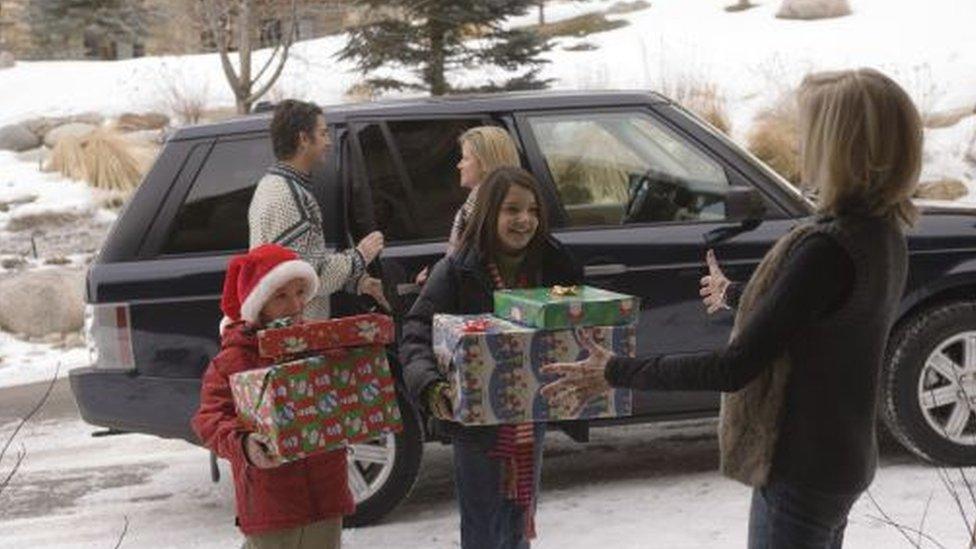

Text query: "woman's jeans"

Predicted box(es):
[452, 423, 545, 549]
[748, 480, 861, 549]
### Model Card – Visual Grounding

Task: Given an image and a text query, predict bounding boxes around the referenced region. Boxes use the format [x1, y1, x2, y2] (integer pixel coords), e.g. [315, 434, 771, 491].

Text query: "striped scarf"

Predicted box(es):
[486, 261, 538, 540]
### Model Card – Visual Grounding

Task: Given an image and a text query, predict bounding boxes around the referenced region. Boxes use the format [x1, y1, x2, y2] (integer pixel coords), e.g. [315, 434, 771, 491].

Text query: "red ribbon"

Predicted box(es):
[461, 318, 492, 333]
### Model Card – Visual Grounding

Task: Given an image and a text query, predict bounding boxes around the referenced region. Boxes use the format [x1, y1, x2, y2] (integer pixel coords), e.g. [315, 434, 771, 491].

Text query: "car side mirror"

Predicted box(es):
[725, 186, 766, 222]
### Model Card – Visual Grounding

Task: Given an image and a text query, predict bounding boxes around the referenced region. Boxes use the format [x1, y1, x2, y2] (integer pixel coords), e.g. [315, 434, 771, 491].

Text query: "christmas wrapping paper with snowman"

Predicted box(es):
[493, 285, 639, 330]
[230, 315, 402, 462]
[432, 313, 636, 425]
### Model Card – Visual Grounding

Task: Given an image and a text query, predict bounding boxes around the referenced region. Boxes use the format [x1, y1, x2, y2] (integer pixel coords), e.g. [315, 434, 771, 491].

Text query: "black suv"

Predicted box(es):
[71, 91, 976, 526]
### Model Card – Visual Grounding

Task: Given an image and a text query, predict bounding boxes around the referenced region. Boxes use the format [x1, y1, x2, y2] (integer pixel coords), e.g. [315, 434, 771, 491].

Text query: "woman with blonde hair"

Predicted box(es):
[449, 126, 522, 252]
[542, 68, 922, 548]
[416, 125, 520, 285]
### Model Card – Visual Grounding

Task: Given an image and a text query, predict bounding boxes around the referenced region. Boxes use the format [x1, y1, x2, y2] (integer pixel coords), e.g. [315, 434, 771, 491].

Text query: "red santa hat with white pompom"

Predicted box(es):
[219, 244, 318, 333]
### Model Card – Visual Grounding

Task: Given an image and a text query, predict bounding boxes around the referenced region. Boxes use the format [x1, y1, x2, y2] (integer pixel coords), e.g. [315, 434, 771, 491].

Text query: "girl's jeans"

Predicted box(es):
[452, 423, 546, 549]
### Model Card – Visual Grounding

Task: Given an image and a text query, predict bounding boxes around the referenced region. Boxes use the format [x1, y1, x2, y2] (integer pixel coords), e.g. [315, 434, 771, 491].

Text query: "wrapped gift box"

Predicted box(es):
[432, 314, 635, 425]
[493, 285, 639, 330]
[258, 313, 395, 359]
[231, 345, 402, 462]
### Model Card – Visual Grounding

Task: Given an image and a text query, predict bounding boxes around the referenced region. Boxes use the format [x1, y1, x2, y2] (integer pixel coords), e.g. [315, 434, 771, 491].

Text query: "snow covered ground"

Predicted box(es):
[1, 405, 972, 548]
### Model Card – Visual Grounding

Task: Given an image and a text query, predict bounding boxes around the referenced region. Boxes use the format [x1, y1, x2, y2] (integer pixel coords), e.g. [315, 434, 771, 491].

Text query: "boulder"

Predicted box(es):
[115, 112, 170, 132]
[966, 135, 976, 166]
[776, 0, 851, 20]
[43, 122, 97, 148]
[0, 123, 41, 152]
[124, 128, 166, 145]
[14, 145, 50, 164]
[0, 256, 28, 270]
[0, 194, 38, 213]
[914, 179, 970, 201]
[5, 205, 94, 232]
[0, 269, 85, 337]
[25, 113, 104, 140]
[0, 50, 15, 69]
[923, 106, 975, 129]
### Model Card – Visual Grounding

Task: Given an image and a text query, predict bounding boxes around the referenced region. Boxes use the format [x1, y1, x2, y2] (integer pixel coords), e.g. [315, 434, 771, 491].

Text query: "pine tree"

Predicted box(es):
[338, 0, 551, 96]
[27, 0, 157, 59]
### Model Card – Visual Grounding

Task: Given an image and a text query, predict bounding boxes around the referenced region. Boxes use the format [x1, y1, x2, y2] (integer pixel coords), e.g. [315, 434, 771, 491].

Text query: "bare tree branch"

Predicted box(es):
[246, 0, 299, 104]
[917, 491, 934, 548]
[865, 513, 949, 549]
[203, 0, 242, 92]
[250, 40, 284, 87]
[938, 467, 976, 544]
[958, 467, 976, 525]
[113, 515, 129, 549]
[865, 490, 925, 548]
[0, 363, 59, 498]
[0, 444, 26, 498]
[0, 363, 59, 465]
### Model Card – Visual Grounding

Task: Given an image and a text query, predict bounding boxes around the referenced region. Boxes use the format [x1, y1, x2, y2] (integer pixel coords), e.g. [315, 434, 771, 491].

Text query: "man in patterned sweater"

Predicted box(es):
[249, 99, 388, 319]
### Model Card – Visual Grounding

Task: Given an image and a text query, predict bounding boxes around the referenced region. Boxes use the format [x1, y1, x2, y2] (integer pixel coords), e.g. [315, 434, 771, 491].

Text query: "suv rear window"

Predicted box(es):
[354, 119, 486, 244]
[162, 137, 273, 254]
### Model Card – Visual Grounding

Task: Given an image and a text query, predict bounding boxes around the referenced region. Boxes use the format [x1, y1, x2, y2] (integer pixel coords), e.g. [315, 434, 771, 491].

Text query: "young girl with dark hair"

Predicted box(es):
[400, 167, 582, 548]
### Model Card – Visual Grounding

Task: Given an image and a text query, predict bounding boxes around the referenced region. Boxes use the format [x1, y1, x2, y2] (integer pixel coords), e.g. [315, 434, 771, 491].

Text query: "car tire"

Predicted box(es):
[881, 300, 976, 465]
[345, 392, 424, 527]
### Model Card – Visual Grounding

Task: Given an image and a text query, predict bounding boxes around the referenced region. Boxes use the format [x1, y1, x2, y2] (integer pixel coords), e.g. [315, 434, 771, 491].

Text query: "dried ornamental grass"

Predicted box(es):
[747, 101, 801, 183]
[45, 129, 156, 193]
[658, 78, 732, 135]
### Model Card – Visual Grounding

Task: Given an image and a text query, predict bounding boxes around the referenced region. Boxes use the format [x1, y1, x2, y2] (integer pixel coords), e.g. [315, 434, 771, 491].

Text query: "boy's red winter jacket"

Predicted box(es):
[191, 322, 354, 535]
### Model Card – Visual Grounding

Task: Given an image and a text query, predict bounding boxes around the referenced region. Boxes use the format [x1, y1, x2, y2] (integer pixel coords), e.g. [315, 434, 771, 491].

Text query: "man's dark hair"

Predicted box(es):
[270, 99, 323, 160]
[458, 166, 550, 270]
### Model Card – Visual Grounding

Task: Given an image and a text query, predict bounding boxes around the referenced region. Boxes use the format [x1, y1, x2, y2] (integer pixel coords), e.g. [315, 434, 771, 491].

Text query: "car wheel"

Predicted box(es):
[345, 393, 424, 527]
[882, 301, 976, 465]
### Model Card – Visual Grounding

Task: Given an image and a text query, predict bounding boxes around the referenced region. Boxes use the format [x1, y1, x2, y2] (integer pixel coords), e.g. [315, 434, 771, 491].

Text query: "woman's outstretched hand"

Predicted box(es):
[700, 249, 731, 314]
[540, 329, 615, 416]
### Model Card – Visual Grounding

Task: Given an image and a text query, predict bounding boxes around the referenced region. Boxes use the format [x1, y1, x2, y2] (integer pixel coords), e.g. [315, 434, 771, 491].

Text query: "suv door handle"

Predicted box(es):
[584, 263, 628, 277]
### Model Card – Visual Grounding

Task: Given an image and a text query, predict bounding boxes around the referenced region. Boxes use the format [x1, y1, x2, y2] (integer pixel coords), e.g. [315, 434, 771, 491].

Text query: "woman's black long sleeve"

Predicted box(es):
[605, 234, 854, 392]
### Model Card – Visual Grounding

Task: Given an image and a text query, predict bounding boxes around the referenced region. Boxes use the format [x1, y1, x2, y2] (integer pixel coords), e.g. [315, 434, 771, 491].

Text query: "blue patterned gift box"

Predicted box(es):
[432, 314, 636, 425]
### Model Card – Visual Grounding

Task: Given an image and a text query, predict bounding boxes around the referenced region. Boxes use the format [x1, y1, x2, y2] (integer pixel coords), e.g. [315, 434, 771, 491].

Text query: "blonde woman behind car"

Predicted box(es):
[416, 125, 520, 284]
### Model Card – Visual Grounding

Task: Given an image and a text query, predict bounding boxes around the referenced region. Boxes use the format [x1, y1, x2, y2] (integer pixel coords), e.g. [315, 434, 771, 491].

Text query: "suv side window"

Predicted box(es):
[525, 111, 733, 227]
[162, 137, 273, 254]
[354, 119, 486, 244]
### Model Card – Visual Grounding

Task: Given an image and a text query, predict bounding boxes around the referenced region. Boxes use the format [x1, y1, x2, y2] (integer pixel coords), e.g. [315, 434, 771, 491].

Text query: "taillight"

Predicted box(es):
[85, 303, 135, 371]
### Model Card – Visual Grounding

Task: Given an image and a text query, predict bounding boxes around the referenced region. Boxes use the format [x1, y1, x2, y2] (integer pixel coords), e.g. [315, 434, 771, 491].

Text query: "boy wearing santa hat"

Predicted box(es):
[192, 243, 353, 549]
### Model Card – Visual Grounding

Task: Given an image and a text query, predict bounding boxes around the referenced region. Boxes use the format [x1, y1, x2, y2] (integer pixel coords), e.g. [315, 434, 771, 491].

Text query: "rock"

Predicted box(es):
[44, 256, 71, 265]
[43, 122, 97, 148]
[64, 332, 85, 348]
[0, 269, 85, 337]
[115, 112, 170, 132]
[0, 123, 41, 152]
[124, 128, 166, 145]
[15, 145, 50, 164]
[24, 113, 104, 140]
[1, 256, 28, 270]
[914, 179, 970, 201]
[776, 0, 851, 20]
[41, 333, 63, 345]
[0, 50, 14, 69]
[924, 106, 976, 129]
[0, 194, 38, 213]
[5, 206, 94, 232]
[966, 136, 976, 166]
